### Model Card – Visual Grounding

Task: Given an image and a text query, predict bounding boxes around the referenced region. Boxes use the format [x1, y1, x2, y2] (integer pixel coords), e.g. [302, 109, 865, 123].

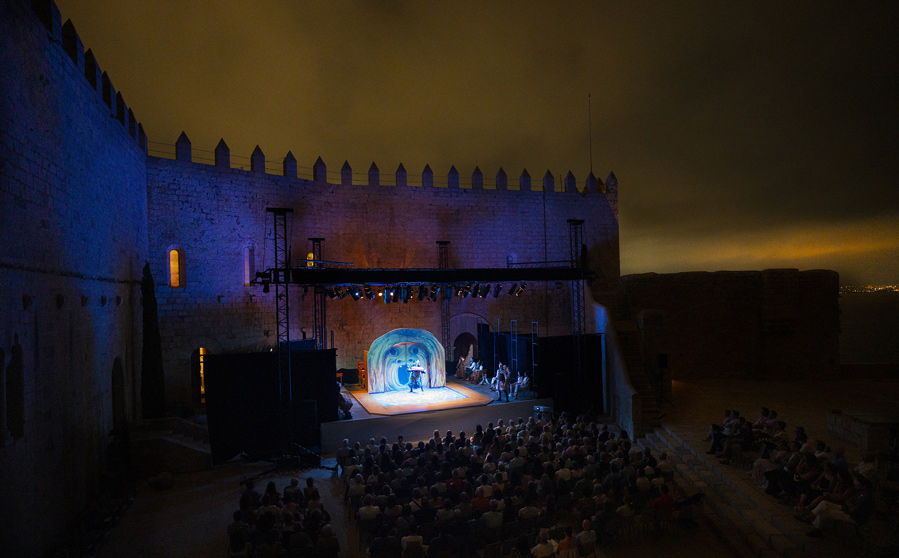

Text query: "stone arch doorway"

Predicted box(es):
[453, 332, 478, 365]
[111, 357, 126, 432]
[190, 348, 206, 404]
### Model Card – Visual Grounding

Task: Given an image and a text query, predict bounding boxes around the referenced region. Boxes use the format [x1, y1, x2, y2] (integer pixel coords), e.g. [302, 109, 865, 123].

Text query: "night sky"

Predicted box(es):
[55, 1, 899, 286]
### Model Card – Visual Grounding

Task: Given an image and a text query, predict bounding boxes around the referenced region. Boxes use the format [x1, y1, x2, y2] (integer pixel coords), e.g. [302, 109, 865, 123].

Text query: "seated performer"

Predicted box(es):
[409, 360, 425, 393]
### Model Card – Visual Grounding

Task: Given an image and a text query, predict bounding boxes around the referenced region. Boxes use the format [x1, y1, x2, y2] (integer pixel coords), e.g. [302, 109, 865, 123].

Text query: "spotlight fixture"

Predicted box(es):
[401, 286, 411, 303]
[428, 284, 439, 301]
[517, 282, 527, 296]
[418, 285, 428, 301]
[363, 284, 374, 299]
[336, 287, 348, 300]
[492, 284, 503, 298]
[443, 284, 452, 300]
[454, 284, 464, 297]
[479, 283, 490, 298]
[471, 283, 480, 298]
[325, 287, 336, 299]
[351, 286, 362, 301]
[384, 288, 392, 304]
[507, 283, 517, 296]
[392, 287, 400, 303]
[462, 283, 472, 298]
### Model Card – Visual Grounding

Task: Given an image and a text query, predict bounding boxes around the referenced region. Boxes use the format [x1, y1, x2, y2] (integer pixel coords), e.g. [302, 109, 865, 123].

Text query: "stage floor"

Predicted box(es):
[323, 377, 550, 451]
[347, 379, 495, 416]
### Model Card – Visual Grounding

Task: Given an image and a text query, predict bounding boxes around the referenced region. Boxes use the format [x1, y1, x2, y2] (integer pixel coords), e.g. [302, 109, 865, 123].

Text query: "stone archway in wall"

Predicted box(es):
[452, 332, 477, 366]
[190, 348, 206, 405]
[450, 312, 487, 365]
[111, 357, 126, 433]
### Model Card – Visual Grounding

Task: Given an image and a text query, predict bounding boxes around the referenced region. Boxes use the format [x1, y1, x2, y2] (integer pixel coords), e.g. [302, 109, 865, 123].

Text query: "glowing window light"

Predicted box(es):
[169, 249, 181, 287]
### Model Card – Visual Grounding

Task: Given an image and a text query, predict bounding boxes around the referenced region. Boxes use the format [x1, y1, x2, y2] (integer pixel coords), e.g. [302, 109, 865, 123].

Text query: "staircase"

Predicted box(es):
[615, 325, 662, 436]
[637, 424, 871, 558]
[128, 416, 212, 477]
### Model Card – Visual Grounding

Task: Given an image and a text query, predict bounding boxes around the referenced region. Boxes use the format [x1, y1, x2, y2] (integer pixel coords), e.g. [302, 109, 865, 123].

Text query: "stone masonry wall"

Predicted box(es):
[0, 1, 148, 555]
[147, 154, 619, 406]
[619, 269, 840, 380]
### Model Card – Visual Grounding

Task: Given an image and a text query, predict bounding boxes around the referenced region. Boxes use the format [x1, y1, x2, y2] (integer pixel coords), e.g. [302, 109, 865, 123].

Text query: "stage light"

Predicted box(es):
[454, 285, 464, 297]
[507, 283, 517, 296]
[462, 283, 471, 298]
[444, 284, 452, 300]
[392, 287, 400, 303]
[479, 283, 490, 297]
[493, 284, 503, 297]
[351, 286, 361, 301]
[384, 288, 391, 304]
[517, 282, 527, 296]
[363, 284, 374, 299]
[336, 287, 348, 300]
[429, 284, 439, 301]
[401, 286, 410, 303]
[418, 285, 428, 301]
[471, 283, 480, 298]
[325, 287, 336, 299]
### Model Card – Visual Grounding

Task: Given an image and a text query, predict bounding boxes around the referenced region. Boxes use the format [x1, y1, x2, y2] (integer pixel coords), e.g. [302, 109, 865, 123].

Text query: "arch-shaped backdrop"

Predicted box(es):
[367, 329, 445, 393]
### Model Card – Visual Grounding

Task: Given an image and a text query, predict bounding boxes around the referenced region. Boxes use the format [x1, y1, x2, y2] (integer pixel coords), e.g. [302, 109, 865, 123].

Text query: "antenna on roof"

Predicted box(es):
[588, 92, 594, 175]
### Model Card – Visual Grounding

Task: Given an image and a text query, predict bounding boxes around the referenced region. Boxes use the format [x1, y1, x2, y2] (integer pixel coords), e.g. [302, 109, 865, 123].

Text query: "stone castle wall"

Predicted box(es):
[0, 0, 149, 555]
[619, 269, 840, 380]
[147, 152, 620, 406]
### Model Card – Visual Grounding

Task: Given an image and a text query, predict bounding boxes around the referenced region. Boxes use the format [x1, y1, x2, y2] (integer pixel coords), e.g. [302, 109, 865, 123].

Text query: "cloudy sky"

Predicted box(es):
[56, 1, 899, 286]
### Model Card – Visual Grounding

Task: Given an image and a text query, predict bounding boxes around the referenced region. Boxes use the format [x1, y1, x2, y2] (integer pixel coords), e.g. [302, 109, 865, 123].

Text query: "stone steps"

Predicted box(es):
[639, 424, 866, 558]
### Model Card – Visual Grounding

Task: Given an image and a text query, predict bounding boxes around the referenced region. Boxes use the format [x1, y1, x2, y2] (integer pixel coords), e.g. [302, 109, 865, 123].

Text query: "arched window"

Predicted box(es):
[168, 246, 185, 287]
[244, 243, 256, 286]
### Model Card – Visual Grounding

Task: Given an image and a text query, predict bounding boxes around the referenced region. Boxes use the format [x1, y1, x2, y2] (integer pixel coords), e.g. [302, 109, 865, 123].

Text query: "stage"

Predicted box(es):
[322, 377, 553, 451]
[348, 380, 495, 416]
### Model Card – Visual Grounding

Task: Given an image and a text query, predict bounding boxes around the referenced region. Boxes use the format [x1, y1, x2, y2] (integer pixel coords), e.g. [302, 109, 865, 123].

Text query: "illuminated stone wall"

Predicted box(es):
[0, 1, 148, 555]
[619, 269, 840, 380]
[146, 150, 620, 405]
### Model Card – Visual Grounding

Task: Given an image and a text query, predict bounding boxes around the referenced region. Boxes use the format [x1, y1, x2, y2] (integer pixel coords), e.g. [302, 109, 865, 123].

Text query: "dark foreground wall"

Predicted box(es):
[0, 1, 148, 555]
[619, 269, 840, 380]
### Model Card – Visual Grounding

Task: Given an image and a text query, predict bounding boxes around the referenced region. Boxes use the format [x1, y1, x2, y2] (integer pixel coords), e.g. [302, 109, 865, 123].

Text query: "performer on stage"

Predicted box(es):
[408, 360, 426, 393]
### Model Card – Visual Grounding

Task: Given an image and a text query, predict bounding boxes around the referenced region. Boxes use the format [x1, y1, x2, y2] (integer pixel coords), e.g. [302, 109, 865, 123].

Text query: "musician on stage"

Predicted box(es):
[408, 360, 426, 393]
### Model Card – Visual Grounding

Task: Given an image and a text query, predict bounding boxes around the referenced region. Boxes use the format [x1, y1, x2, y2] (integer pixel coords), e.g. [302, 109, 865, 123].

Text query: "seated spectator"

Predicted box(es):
[804, 477, 875, 538]
[576, 520, 597, 554]
[357, 495, 381, 522]
[853, 452, 878, 484]
[313, 524, 339, 558]
[530, 530, 555, 558]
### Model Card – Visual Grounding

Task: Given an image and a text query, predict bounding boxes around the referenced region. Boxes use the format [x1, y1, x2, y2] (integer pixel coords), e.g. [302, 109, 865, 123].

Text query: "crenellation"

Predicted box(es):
[283, 151, 297, 178]
[563, 170, 576, 193]
[395, 163, 407, 187]
[340, 160, 351, 185]
[422, 163, 433, 187]
[496, 167, 507, 190]
[471, 166, 483, 189]
[250, 145, 264, 173]
[520, 168, 531, 191]
[368, 161, 379, 187]
[313, 156, 326, 184]
[214, 139, 229, 169]
[542, 169, 554, 192]
[60, 19, 83, 71]
[115, 91, 126, 126]
[448, 165, 459, 188]
[83, 48, 100, 93]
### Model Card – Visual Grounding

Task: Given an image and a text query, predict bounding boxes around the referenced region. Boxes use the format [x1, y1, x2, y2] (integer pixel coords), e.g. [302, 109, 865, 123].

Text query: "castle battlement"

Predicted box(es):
[155, 132, 620, 197]
[29, 0, 147, 152]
